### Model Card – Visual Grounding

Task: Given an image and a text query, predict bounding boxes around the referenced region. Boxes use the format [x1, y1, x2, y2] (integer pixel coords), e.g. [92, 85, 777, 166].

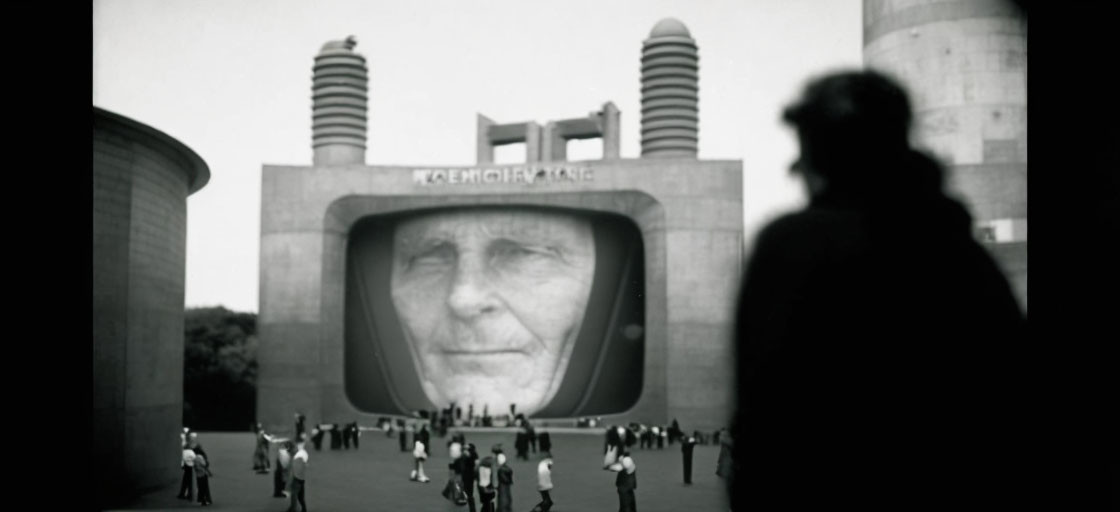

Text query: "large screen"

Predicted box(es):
[345, 205, 645, 418]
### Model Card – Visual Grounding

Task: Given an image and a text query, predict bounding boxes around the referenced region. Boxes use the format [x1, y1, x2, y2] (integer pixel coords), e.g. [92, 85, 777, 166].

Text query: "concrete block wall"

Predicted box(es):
[92, 107, 208, 508]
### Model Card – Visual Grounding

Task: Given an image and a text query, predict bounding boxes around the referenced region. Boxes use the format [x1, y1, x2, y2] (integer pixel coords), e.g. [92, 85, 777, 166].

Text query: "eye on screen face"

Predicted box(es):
[390, 209, 596, 416]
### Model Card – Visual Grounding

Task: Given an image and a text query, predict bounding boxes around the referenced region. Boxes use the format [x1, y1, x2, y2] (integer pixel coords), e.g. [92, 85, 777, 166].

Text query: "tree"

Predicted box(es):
[183, 306, 258, 431]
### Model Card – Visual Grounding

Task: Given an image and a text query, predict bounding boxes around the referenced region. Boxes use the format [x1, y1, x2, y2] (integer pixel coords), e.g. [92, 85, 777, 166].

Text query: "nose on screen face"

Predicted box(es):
[446, 258, 501, 318]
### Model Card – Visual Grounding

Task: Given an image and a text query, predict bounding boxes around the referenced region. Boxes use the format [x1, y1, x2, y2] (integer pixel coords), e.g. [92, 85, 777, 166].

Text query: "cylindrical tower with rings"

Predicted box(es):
[312, 35, 367, 166]
[640, 18, 699, 158]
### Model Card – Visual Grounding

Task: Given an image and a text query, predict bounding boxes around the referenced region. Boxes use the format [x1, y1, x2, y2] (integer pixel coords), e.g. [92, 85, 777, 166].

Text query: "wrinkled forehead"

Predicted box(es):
[393, 209, 592, 249]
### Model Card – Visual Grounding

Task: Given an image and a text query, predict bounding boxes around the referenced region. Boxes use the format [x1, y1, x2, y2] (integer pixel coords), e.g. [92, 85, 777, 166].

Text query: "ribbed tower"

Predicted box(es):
[863, 0, 1027, 310]
[640, 18, 699, 158]
[312, 35, 367, 166]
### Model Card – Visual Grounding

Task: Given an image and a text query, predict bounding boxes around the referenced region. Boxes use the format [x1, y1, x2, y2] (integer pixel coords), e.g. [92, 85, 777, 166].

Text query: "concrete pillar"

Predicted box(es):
[93, 106, 209, 508]
[602, 101, 621, 159]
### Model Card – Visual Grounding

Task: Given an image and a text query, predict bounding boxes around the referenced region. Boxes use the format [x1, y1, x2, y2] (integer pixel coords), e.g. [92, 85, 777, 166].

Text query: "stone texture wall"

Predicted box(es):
[92, 107, 208, 508]
[257, 159, 742, 433]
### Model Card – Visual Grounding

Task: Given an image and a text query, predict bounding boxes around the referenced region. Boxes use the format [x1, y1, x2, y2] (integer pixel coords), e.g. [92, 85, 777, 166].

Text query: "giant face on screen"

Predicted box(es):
[391, 209, 594, 415]
[345, 205, 645, 418]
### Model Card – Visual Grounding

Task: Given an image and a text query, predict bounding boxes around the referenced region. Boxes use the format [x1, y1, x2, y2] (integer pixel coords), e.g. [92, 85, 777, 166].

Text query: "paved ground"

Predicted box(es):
[110, 430, 729, 512]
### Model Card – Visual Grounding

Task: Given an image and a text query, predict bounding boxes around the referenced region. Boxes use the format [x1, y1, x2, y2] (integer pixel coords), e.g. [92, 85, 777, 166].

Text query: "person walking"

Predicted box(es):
[287, 438, 309, 512]
[176, 442, 196, 501]
[399, 423, 410, 452]
[496, 448, 513, 512]
[443, 437, 465, 504]
[294, 413, 306, 441]
[538, 430, 552, 454]
[532, 452, 554, 512]
[253, 423, 273, 473]
[310, 425, 325, 451]
[477, 449, 497, 512]
[460, 443, 479, 512]
[418, 424, 431, 458]
[274, 441, 293, 498]
[410, 435, 431, 483]
[605, 446, 638, 512]
[195, 452, 213, 506]
[515, 430, 529, 461]
[681, 434, 697, 485]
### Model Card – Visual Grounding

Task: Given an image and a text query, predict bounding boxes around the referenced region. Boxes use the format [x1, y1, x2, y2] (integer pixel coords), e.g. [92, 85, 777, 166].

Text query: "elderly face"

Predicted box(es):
[391, 209, 595, 416]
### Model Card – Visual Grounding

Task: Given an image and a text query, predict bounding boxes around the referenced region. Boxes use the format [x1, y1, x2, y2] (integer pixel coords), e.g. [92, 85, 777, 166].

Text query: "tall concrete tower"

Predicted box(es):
[863, 0, 1027, 309]
[312, 35, 367, 166]
[641, 18, 699, 158]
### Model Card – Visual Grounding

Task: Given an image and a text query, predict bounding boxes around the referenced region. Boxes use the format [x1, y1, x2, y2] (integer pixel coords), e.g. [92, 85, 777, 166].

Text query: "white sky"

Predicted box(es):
[93, 0, 863, 313]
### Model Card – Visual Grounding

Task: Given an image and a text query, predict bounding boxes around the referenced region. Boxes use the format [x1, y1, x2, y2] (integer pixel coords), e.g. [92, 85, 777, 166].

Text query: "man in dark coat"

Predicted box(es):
[417, 424, 431, 457]
[329, 423, 341, 450]
[515, 430, 529, 460]
[733, 70, 1027, 510]
[680, 435, 697, 485]
[460, 443, 480, 512]
[311, 425, 325, 451]
[496, 448, 513, 512]
[293, 413, 305, 441]
[477, 450, 497, 512]
[538, 430, 552, 454]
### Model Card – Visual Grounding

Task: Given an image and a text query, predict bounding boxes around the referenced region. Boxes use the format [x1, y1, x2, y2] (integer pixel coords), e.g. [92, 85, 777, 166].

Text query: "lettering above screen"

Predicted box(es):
[345, 205, 644, 418]
[412, 166, 594, 186]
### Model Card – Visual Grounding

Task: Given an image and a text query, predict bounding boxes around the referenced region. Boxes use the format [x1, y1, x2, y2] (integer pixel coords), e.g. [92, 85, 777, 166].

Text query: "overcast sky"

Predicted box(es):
[93, 0, 863, 313]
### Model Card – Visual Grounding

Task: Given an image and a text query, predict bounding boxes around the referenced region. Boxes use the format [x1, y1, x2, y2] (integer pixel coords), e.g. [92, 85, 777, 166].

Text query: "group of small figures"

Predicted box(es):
[177, 428, 214, 506]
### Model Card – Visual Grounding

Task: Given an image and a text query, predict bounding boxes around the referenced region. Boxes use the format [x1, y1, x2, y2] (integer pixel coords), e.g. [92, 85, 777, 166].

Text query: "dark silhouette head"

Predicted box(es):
[783, 70, 942, 203]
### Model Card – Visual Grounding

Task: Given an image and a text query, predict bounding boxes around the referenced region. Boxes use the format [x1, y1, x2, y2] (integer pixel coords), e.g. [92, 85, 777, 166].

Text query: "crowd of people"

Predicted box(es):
[204, 408, 731, 512]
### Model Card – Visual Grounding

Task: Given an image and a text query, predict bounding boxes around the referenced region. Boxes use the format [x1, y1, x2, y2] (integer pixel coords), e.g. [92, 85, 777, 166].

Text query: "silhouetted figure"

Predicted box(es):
[176, 444, 196, 501]
[733, 70, 1026, 510]
[294, 413, 306, 441]
[418, 424, 431, 457]
[461, 443, 480, 512]
[329, 423, 342, 450]
[399, 423, 410, 452]
[288, 439, 309, 512]
[253, 424, 271, 473]
[311, 425, 325, 451]
[604, 445, 637, 512]
[496, 449, 513, 512]
[274, 441, 293, 498]
[532, 452, 554, 512]
[538, 430, 552, 454]
[478, 450, 497, 512]
[195, 453, 213, 505]
[680, 435, 697, 485]
[515, 430, 529, 460]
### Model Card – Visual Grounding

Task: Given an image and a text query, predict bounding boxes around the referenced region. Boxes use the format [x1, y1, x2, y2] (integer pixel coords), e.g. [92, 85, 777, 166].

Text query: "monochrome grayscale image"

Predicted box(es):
[93, 1, 1033, 510]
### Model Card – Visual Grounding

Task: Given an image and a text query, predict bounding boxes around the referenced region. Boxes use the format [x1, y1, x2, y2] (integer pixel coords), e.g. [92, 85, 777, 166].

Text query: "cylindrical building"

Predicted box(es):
[863, 0, 1027, 309]
[312, 35, 368, 166]
[641, 18, 699, 158]
[93, 106, 209, 508]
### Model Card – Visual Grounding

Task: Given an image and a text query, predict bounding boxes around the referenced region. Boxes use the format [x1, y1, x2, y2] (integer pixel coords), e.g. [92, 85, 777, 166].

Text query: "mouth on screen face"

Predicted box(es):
[441, 348, 530, 355]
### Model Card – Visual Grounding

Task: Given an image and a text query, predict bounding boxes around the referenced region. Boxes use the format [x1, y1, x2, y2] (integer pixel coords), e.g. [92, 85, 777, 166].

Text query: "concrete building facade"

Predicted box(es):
[257, 22, 742, 433]
[93, 106, 209, 507]
[863, 0, 1027, 310]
